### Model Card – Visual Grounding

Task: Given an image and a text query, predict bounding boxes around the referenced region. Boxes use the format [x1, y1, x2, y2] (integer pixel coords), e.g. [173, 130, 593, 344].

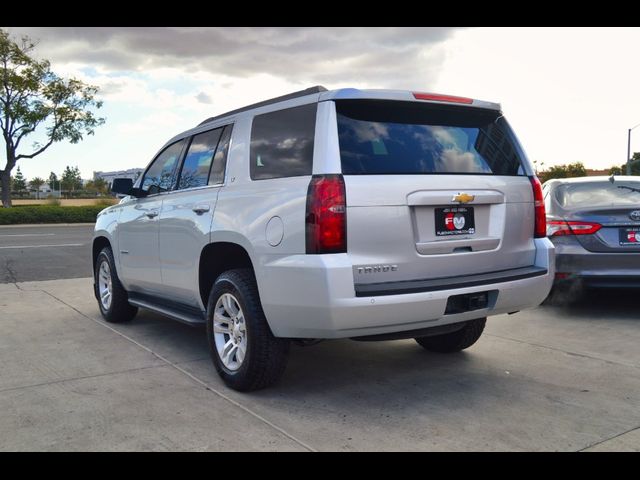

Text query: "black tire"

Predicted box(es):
[94, 246, 138, 323]
[206, 269, 290, 392]
[415, 318, 486, 353]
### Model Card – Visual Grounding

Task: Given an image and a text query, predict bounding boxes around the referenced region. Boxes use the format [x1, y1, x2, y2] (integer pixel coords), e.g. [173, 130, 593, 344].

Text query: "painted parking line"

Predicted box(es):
[0, 243, 85, 249]
[0, 233, 56, 237]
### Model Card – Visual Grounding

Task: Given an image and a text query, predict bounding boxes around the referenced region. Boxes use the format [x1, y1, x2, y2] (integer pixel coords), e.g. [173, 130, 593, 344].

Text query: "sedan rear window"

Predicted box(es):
[336, 100, 525, 176]
[555, 181, 640, 208]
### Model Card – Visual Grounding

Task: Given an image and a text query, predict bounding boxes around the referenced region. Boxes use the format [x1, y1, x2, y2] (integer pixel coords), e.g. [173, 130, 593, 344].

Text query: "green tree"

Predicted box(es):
[29, 176, 44, 189]
[609, 165, 624, 176]
[625, 152, 640, 175]
[608, 153, 640, 176]
[539, 162, 587, 183]
[565, 162, 587, 177]
[92, 176, 109, 195]
[0, 28, 104, 207]
[48, 171, 58, 191]
[29, 176, 45, 198]
[85, 177, 108, 196]
[12, 166, 26, 194]
[60, 165, 82, 197]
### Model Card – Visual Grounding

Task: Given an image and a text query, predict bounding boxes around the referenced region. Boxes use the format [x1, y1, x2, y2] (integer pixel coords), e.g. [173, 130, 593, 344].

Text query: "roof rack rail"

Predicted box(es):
[198, 85, 328, 126]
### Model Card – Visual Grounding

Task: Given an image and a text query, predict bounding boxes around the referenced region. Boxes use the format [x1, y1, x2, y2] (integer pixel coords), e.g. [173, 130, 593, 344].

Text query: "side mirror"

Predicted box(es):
[111, 178, 133, 195]
[111, 178, 147, 198]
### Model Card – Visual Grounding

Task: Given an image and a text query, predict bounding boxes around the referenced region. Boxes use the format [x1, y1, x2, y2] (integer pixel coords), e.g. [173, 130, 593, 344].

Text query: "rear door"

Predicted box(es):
[157, 125, 232, 305]
[332, 99, 537, 286]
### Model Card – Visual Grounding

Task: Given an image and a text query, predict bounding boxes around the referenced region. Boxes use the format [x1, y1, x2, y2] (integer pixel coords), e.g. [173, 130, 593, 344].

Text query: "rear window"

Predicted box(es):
[250, 104, 316, 180]
[336, 100, 525, 176]
[555, 181, 640, 208]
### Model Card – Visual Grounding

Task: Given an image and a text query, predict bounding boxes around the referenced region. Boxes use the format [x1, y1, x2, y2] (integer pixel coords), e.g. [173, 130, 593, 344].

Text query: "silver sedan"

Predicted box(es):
[543, 175, 640, 300]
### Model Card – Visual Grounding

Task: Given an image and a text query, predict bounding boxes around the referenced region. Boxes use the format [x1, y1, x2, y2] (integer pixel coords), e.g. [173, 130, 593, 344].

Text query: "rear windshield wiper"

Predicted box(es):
[617, 185, 640, 194]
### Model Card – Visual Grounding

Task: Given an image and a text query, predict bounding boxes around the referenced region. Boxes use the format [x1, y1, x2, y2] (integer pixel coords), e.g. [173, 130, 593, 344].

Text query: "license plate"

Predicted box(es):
[619, 227, 640, 246]
[435, 207, 475, 236]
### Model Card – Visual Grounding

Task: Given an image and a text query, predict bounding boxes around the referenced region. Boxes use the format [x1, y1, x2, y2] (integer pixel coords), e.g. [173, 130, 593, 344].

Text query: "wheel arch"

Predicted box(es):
[92, 236, 112, 275]
[199, 241, 256, 309]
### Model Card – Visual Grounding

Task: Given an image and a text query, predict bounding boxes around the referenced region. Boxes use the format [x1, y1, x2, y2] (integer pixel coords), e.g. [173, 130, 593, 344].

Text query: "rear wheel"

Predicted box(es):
[415, 318, 486, 353]
[94, 247, 138, 323]
[206, 269, 290, 391]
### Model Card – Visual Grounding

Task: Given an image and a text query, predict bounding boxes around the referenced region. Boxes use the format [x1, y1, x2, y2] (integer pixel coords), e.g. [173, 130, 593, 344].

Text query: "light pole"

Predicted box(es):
[627, 123, 640, 175]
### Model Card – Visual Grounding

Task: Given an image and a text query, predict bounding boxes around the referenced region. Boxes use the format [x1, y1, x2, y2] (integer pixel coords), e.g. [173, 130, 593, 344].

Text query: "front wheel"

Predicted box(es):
[415, 318, 486, 353]
[94, 247, 138, 323]
[206, 269, 290, 392]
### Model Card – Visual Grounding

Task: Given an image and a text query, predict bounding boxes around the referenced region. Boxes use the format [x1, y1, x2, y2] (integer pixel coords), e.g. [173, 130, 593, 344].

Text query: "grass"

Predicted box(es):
[0, 204, 108, 224]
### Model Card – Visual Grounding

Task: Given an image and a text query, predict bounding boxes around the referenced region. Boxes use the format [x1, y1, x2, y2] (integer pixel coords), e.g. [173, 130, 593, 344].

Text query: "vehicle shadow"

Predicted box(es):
[541, 287, 639, 320]
[120, 308, 512, 411]
[279, 338, 496, 399]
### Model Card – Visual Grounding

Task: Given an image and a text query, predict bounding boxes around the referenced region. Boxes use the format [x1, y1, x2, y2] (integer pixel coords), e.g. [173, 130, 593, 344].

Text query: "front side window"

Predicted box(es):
[336, 100, 525, 176]
[141, 140, 185, 194]
[178, 128, 222, 190]
[250, 104, 316, 180]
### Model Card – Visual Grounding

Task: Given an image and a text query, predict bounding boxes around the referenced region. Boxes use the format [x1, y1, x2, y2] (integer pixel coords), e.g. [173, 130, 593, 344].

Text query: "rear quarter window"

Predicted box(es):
[250, 104, 317, 180]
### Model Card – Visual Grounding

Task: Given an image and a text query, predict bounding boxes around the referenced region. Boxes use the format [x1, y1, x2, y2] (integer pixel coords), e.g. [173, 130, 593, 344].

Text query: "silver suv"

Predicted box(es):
[93, 86, 554, 391]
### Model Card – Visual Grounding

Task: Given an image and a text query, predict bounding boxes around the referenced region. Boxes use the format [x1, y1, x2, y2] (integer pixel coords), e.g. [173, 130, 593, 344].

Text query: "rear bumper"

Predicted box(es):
[258, 238, 555, 339]
[553, 239, 640, 287]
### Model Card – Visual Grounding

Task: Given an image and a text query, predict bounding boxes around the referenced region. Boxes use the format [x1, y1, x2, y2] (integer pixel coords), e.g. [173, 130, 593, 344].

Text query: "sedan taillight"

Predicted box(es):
[547, 220, 602, 237]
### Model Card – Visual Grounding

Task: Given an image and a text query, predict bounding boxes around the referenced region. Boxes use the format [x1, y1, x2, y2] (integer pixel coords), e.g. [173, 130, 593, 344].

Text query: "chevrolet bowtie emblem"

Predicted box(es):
[452, 193, 475, 203]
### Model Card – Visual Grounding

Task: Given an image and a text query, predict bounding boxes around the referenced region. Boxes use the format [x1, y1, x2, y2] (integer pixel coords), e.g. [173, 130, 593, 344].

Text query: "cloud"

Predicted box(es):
[195, 92, 212, 104]
[6, 27, 462, 89]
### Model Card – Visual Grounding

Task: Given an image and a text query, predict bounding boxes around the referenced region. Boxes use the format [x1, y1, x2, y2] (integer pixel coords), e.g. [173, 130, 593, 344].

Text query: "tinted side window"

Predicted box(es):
[250, 104, 316, 180]
[178, 129, 222, 190]
[209, 125, 233, 185]
[141, 140, 185, 194]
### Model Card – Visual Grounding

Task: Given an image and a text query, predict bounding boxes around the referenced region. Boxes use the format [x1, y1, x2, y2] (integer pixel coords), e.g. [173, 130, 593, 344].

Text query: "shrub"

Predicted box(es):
[0, 205, 106, 224]
[94, 198, 117, 207]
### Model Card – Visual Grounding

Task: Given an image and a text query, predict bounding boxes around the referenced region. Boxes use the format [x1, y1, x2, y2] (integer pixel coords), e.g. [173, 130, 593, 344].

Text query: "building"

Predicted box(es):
[94, 168, 143, 187]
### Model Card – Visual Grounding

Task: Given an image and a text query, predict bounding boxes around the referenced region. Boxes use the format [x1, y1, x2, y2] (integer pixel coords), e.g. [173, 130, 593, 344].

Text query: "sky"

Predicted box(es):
[4, 26, 640, 181]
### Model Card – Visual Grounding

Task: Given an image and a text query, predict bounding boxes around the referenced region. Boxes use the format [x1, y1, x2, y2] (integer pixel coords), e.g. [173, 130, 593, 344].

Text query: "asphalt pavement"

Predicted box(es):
[0, 224, 94, 283]
[1, 224, 639, 451]
[0, 280, 638, 450]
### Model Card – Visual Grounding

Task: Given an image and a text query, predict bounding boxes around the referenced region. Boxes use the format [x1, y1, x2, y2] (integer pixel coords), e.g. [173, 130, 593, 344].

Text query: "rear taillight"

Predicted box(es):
[530, 176, 546, 238]
[306, 174, 347, 254]
[547, 220, 602, 237]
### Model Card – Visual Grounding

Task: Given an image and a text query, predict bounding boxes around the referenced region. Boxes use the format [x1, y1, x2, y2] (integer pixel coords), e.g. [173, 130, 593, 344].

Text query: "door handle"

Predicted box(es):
[192, 204, 210, 215]
[145, 210, 159, 219]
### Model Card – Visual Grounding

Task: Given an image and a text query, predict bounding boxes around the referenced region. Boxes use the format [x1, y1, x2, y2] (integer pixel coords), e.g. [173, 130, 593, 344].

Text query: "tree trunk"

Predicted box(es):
[1, 170, 12, 207]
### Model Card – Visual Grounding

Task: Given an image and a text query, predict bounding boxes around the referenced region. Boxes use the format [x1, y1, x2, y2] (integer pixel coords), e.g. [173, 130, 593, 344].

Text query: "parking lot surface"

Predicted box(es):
[1, 271, 639, 451]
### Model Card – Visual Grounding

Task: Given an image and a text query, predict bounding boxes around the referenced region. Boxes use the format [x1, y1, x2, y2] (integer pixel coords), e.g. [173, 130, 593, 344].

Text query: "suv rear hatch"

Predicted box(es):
[334, 99, 538, 289]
